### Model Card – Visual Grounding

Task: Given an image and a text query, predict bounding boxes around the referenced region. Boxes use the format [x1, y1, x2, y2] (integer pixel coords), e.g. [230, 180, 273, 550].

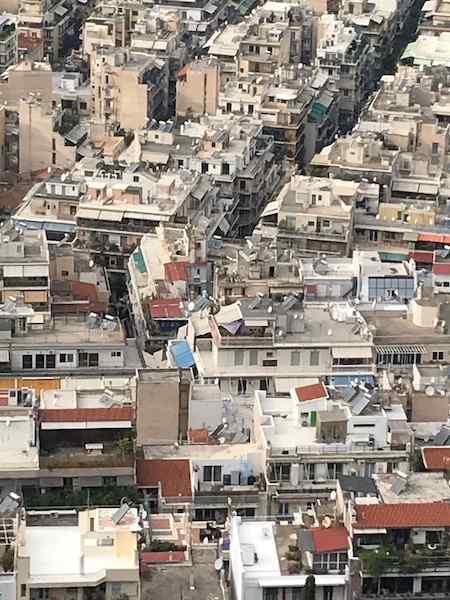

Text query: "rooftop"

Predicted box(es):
[375, 472, 450, 503]
[422, 446, 450, 470]
[136, 458, 193, 499]
[0, 415, 38, 471]
[355, 501, 450, 529]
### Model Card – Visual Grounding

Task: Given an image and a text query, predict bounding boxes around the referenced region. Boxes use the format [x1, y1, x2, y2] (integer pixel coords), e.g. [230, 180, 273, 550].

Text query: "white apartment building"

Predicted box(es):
[0, 227, 50, 323]
[230, 516, 349, 600]
[17, 507, 140, 600]
[190, 296, 376, 396]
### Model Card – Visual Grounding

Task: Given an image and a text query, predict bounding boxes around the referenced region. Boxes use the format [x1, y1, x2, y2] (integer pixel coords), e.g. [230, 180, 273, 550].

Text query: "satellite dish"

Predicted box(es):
[214, 558, 223, 571]
[425, 385, 435, 397]
[322, 516, 332, 528]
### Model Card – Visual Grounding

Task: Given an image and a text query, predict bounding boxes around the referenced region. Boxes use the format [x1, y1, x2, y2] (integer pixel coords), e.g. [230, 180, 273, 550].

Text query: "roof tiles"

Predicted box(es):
[136, 458, 192, 499]
[422, 446, 450, 470]
[295, 382, 327, 402]
[355, 501, 450, 529]
[40, 407, 134, 422]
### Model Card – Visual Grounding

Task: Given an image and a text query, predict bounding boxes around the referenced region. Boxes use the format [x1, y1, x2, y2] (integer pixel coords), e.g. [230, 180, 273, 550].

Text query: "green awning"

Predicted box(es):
[379, 251, 408, 263]
[133, 247, 147, 273]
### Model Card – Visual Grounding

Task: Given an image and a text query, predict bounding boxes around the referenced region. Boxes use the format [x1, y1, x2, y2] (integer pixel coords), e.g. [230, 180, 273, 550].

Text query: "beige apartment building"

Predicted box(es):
[176, 58, 220, 117]
[91, 47, 169, 131]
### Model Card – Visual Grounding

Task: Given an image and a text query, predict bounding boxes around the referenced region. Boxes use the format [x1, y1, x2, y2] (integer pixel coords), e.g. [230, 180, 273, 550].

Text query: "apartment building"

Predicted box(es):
[128, 224, 210, 341]
[152, 0, 230, 44]
[12, 175, 82, 241]
[17, 0, 75, 63]
[218, 69, 317, 165]
[230, 516, 350, 600]
[316, 15, 370, 131]
[0, 226, 50, 323]
[0, 299, 142, 373]
[260, 174, 372, 257]
[73, 157, 215, 270]
[176, 58, 220, 117]
[190, 295, 376, 395]
[0, 17, 17, 73]
[254, 382, 410, 512]
[90, 47, 169, 131]
[16, 506, 140, 600]
[134, 115, 281, 237]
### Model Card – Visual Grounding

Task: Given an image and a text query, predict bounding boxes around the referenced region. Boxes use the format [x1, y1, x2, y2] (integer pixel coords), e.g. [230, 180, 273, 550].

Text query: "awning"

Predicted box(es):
[77, 208, 100, 219]
[245, 318, 268, 327]
[260, 200, 280, 218]
[332, 347, 372, 359]
[392, 181, 419, 193]
[145, 151, 170, 164]
[99, 210, 123, 222]
[418, 183, 438, 195]
[403, 231, 419, 241]
[0, 350, 9, 363]
[375, 344, 426, 354]
[126, 211, 157, 221]
[353, 528, 387, 534]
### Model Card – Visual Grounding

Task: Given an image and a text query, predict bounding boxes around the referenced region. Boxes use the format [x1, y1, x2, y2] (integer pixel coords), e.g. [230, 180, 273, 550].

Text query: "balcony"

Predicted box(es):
[40, 448, 134, 470]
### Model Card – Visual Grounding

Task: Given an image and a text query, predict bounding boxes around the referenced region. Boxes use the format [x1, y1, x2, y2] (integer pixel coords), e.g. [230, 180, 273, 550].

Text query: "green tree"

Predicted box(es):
[2, 546, 14, 572]
[304, 574, 315, 600]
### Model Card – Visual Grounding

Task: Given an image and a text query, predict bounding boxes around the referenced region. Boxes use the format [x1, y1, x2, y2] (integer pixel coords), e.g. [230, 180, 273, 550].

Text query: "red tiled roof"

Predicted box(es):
[164, 261, 189, 283]
[40, 407, 134, 422]
[295, 382, 327, 402]
[433, 263, 450, 275]
[311, 527, 350, 553]
[188, 428, 209, 443]
[355, 502, 450, 529]
[136, 458, 192, 499]
[149, 298, 184, 319]
[409, 250, 433, 264]
[422, 447, 450, 470]
[141, 551, 186, 563]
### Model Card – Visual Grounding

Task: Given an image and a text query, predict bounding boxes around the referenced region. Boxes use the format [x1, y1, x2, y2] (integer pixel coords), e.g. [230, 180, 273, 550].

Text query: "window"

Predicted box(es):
[310, 350, 319, 366]
[111, 351, 122, 358]
[322, 219, 330, 228]
[79, 352, 99, 367]
[291, 351, 300, 366]
[203, 465, 222, 482]
[235, 350, 244, 366]
[21, 585, 26, 598]
[111, 583, 121, 595]
[59, 353, 73, 363]
[263, 590, 278, 600]
[432, 142, 439, 154]
[89, 517, 95, 532]
[327, 463, 344, 479]
[304, 463, 316, 480]
[433, 351, 444, 361]
[240, 180, 246, 191]
[249, 349, 258, 366]
[61, 270, 69, 277]
[178, 160, 184, 168]
[201, 162, 208, 174]
[22, 355, 32, 369]
[222, 163, 230, 175]
[226, 102, 232, 112]
[248, 104, 254, 115]
[133, 175, 140, 183]
[278, 502, 289, 515]
[80, 101, 87, 110]
[46, 354, 56, 369]
[35, 354, 45, 369]
[69, 205, 77, 216]
[103, 476, 117, 486]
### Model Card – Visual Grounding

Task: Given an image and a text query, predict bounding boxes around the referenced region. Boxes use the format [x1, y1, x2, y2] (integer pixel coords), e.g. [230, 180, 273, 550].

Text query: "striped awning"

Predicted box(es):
[375, 344, 426, 354]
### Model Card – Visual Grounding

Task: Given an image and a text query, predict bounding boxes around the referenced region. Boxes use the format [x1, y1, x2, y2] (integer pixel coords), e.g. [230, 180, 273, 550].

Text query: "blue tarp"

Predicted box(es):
[169, 340, 195, 368]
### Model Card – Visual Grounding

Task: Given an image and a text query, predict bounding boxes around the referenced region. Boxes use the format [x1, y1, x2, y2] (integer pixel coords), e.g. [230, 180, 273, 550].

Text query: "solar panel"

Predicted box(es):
[433, 426, 450, 446]
[351, 392, 370, 415]
[112, 503, 130, 525]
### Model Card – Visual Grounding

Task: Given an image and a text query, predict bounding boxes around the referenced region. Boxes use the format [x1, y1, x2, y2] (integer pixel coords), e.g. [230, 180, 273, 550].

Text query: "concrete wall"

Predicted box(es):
[19, 99, 76, 175]
[0, 64, 53, 110]
[176, 61, 219, 117]
[136, 376, 180, 445]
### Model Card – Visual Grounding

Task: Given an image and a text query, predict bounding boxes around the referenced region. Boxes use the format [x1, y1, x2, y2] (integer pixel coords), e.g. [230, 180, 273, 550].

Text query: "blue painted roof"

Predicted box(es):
[169, 340, 195, 368]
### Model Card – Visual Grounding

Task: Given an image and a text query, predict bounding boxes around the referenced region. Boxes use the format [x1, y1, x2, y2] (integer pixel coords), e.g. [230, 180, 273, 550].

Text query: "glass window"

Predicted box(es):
[235, 350, 244, 366]
[291, 351, 300, 366]
[35, 354, 45, 368]
[249, 349, 258, 366]
[22, 355, 32, 369]
[310, 350, 319, 366]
